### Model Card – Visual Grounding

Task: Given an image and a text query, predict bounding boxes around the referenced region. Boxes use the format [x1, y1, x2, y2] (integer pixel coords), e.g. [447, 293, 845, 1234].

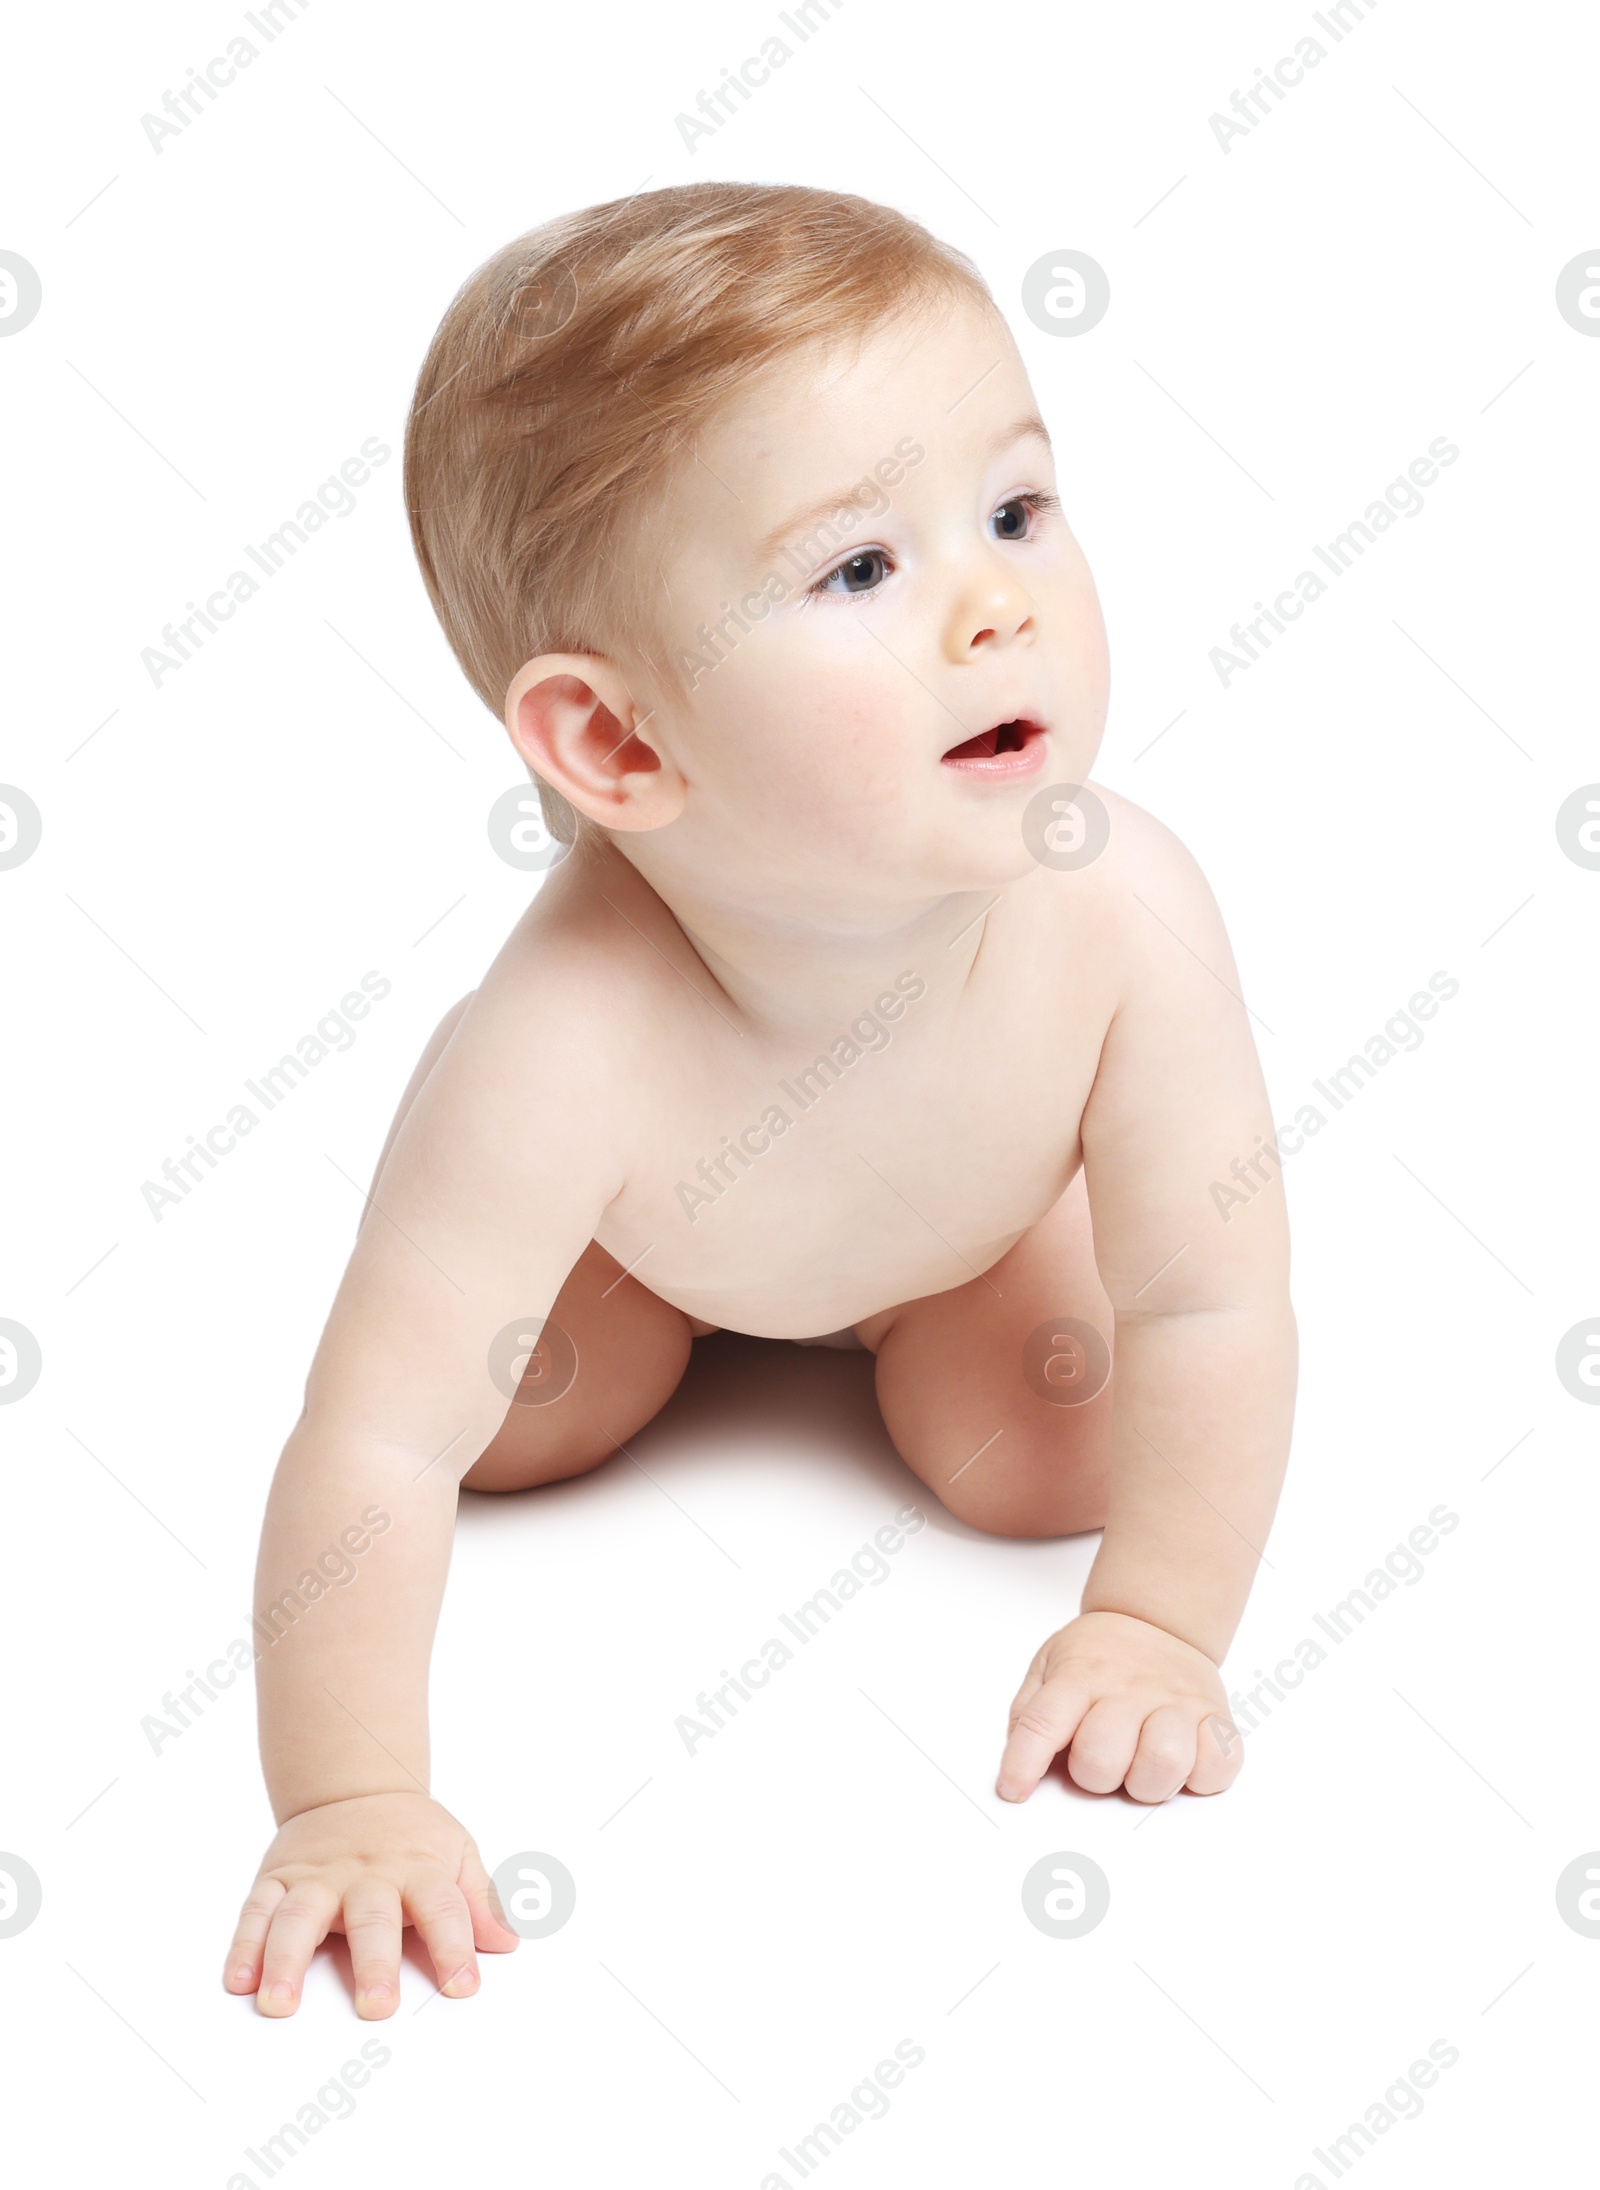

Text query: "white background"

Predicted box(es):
[2, 0, 1596, 2181]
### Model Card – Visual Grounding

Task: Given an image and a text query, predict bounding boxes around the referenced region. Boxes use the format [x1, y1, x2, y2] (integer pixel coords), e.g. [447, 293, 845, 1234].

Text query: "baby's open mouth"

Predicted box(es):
[940, 718, 1046, 768]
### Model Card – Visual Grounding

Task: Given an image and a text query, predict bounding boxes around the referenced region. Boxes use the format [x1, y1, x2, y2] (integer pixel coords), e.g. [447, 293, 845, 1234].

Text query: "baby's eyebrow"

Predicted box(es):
[751, 413, 1054, 565]
[988, 413, 1053, 459]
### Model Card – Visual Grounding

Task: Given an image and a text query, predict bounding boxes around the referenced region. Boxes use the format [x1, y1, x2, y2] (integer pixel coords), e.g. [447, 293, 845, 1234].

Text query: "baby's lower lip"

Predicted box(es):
[939, 719, 1048, 778]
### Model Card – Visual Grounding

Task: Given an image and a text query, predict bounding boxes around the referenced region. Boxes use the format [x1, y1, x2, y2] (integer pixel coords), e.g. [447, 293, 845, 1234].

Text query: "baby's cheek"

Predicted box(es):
[698, 626, 924, 837]
[1062, 579, 1112, 700]
[758, 691, 906, 798]
[810, 659, 920, 768]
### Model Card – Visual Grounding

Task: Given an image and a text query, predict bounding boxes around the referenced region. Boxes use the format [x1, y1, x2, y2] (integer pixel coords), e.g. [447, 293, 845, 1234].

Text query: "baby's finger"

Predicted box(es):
[258, 1881, 340, 2016]
[342, 1880, 405, 2019]
[1066, 1699, 1143, 1795]
[1186, 1711, 1247, 1795]
[224, 1875, 287, 1994]
[404, 1869, 480, 2000]
[1004, 1646, 1050, 1727]
[996, 1676, 1092, 1802]
[1124, 1705, 1198, 1805]
[459, 1846, 519, 1953]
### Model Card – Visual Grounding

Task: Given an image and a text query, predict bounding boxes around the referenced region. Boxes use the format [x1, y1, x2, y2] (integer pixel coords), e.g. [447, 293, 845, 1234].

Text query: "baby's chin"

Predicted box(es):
[924, 840, 1052, 898]
[872, 819, 1057, 902]
[669, 779, 1071, 905]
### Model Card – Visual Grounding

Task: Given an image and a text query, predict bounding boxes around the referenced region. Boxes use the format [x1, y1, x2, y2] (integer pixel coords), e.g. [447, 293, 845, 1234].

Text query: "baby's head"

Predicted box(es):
[406, 182, 1109, 918]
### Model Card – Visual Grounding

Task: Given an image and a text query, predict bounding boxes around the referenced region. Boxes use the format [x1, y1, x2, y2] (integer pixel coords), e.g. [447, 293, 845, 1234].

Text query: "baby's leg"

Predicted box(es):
[366, 997, 700, 1494]
[463, 1236, 699, 1490]
[855, 1167, 1114, 1538]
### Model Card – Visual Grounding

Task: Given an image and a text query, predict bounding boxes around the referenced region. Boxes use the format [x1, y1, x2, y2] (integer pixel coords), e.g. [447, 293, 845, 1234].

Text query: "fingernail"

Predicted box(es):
[260, 1982, 294, 2014]
[227, 1965, 253, 1989]
[357, 1984, 394, 2016]
[441, 1966, 479, 1998]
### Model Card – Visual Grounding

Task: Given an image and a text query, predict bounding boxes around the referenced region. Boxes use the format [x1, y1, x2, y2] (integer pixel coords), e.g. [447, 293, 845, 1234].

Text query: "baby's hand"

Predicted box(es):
[996, 1610, 1241, 1804]
[224, 1792, 519, 2018]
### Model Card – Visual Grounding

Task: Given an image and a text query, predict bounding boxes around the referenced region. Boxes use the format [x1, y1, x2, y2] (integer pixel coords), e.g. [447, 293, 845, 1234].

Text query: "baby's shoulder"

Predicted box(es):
[1050, 779, 1221, 933]
[1092, 781, 1207, 886]
[1061, 782, 1240, 1019]
[482, 870, 664, 1066]
[1021, 782, 1232, 1019]
[420, 861, 668, 1152]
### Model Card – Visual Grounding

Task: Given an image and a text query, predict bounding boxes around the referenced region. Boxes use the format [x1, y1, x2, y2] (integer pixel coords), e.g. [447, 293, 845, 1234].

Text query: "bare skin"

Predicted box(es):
[227, 293, 1295, 2018]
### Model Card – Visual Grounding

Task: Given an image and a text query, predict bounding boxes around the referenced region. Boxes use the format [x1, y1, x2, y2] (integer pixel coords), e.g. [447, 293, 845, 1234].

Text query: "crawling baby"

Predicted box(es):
[226, 181, 1297, 2019]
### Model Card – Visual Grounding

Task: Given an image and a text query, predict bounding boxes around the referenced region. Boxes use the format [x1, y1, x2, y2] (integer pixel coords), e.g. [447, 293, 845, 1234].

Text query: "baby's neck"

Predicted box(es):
[580, 833, 1001, 1040]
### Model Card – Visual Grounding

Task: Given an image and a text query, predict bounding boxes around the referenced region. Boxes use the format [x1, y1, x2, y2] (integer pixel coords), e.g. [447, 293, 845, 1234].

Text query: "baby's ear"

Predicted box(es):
[503, 654, 684, 833]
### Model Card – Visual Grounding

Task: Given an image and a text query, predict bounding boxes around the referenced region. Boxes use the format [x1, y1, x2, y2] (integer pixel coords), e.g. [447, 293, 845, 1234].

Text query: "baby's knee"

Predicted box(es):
[921, 1419, 1111, 1540]
[461, 1421, 615, 1494]
[938, 1475, 1109, 1540]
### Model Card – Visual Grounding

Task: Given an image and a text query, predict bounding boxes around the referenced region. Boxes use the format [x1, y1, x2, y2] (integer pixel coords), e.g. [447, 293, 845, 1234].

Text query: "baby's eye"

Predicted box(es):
[812, 549, 892, 598]
[990, 491, 1057, 541]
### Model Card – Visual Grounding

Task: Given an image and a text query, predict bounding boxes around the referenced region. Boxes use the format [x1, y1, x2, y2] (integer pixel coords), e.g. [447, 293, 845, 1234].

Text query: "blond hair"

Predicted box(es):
[404, 181, 990, 843]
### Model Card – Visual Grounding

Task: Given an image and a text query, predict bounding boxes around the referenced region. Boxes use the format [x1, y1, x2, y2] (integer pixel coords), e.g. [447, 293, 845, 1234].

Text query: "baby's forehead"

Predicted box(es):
[681, 304, 1036, 503]
[728, 294, 1019, 428]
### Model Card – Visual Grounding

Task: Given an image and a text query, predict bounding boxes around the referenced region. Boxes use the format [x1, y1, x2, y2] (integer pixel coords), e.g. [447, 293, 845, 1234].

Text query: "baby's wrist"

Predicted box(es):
[268, 1777, 428, 1827]
[1075, 1599, 1226, 1667]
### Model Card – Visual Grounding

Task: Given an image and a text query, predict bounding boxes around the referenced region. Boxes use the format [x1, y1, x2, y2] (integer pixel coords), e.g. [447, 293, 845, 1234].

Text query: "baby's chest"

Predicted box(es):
[604, 1002, 1098, 1302]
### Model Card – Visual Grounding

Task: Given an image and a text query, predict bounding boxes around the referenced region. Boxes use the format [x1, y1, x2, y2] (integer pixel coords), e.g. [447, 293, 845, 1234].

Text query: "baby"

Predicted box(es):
[225, 181, 1296, 2019]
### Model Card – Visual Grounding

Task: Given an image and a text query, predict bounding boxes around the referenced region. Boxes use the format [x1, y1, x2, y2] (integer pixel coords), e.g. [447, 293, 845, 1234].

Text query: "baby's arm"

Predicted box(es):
[225, 966, 623, 2015]
[997, 822, 1296, 1803]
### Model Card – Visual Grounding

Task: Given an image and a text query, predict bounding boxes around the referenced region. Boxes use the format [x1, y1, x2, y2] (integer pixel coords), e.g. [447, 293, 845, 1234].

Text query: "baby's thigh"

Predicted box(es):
[857, 1168, 1115, 1538]
[462, 1239, 697, 1492]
